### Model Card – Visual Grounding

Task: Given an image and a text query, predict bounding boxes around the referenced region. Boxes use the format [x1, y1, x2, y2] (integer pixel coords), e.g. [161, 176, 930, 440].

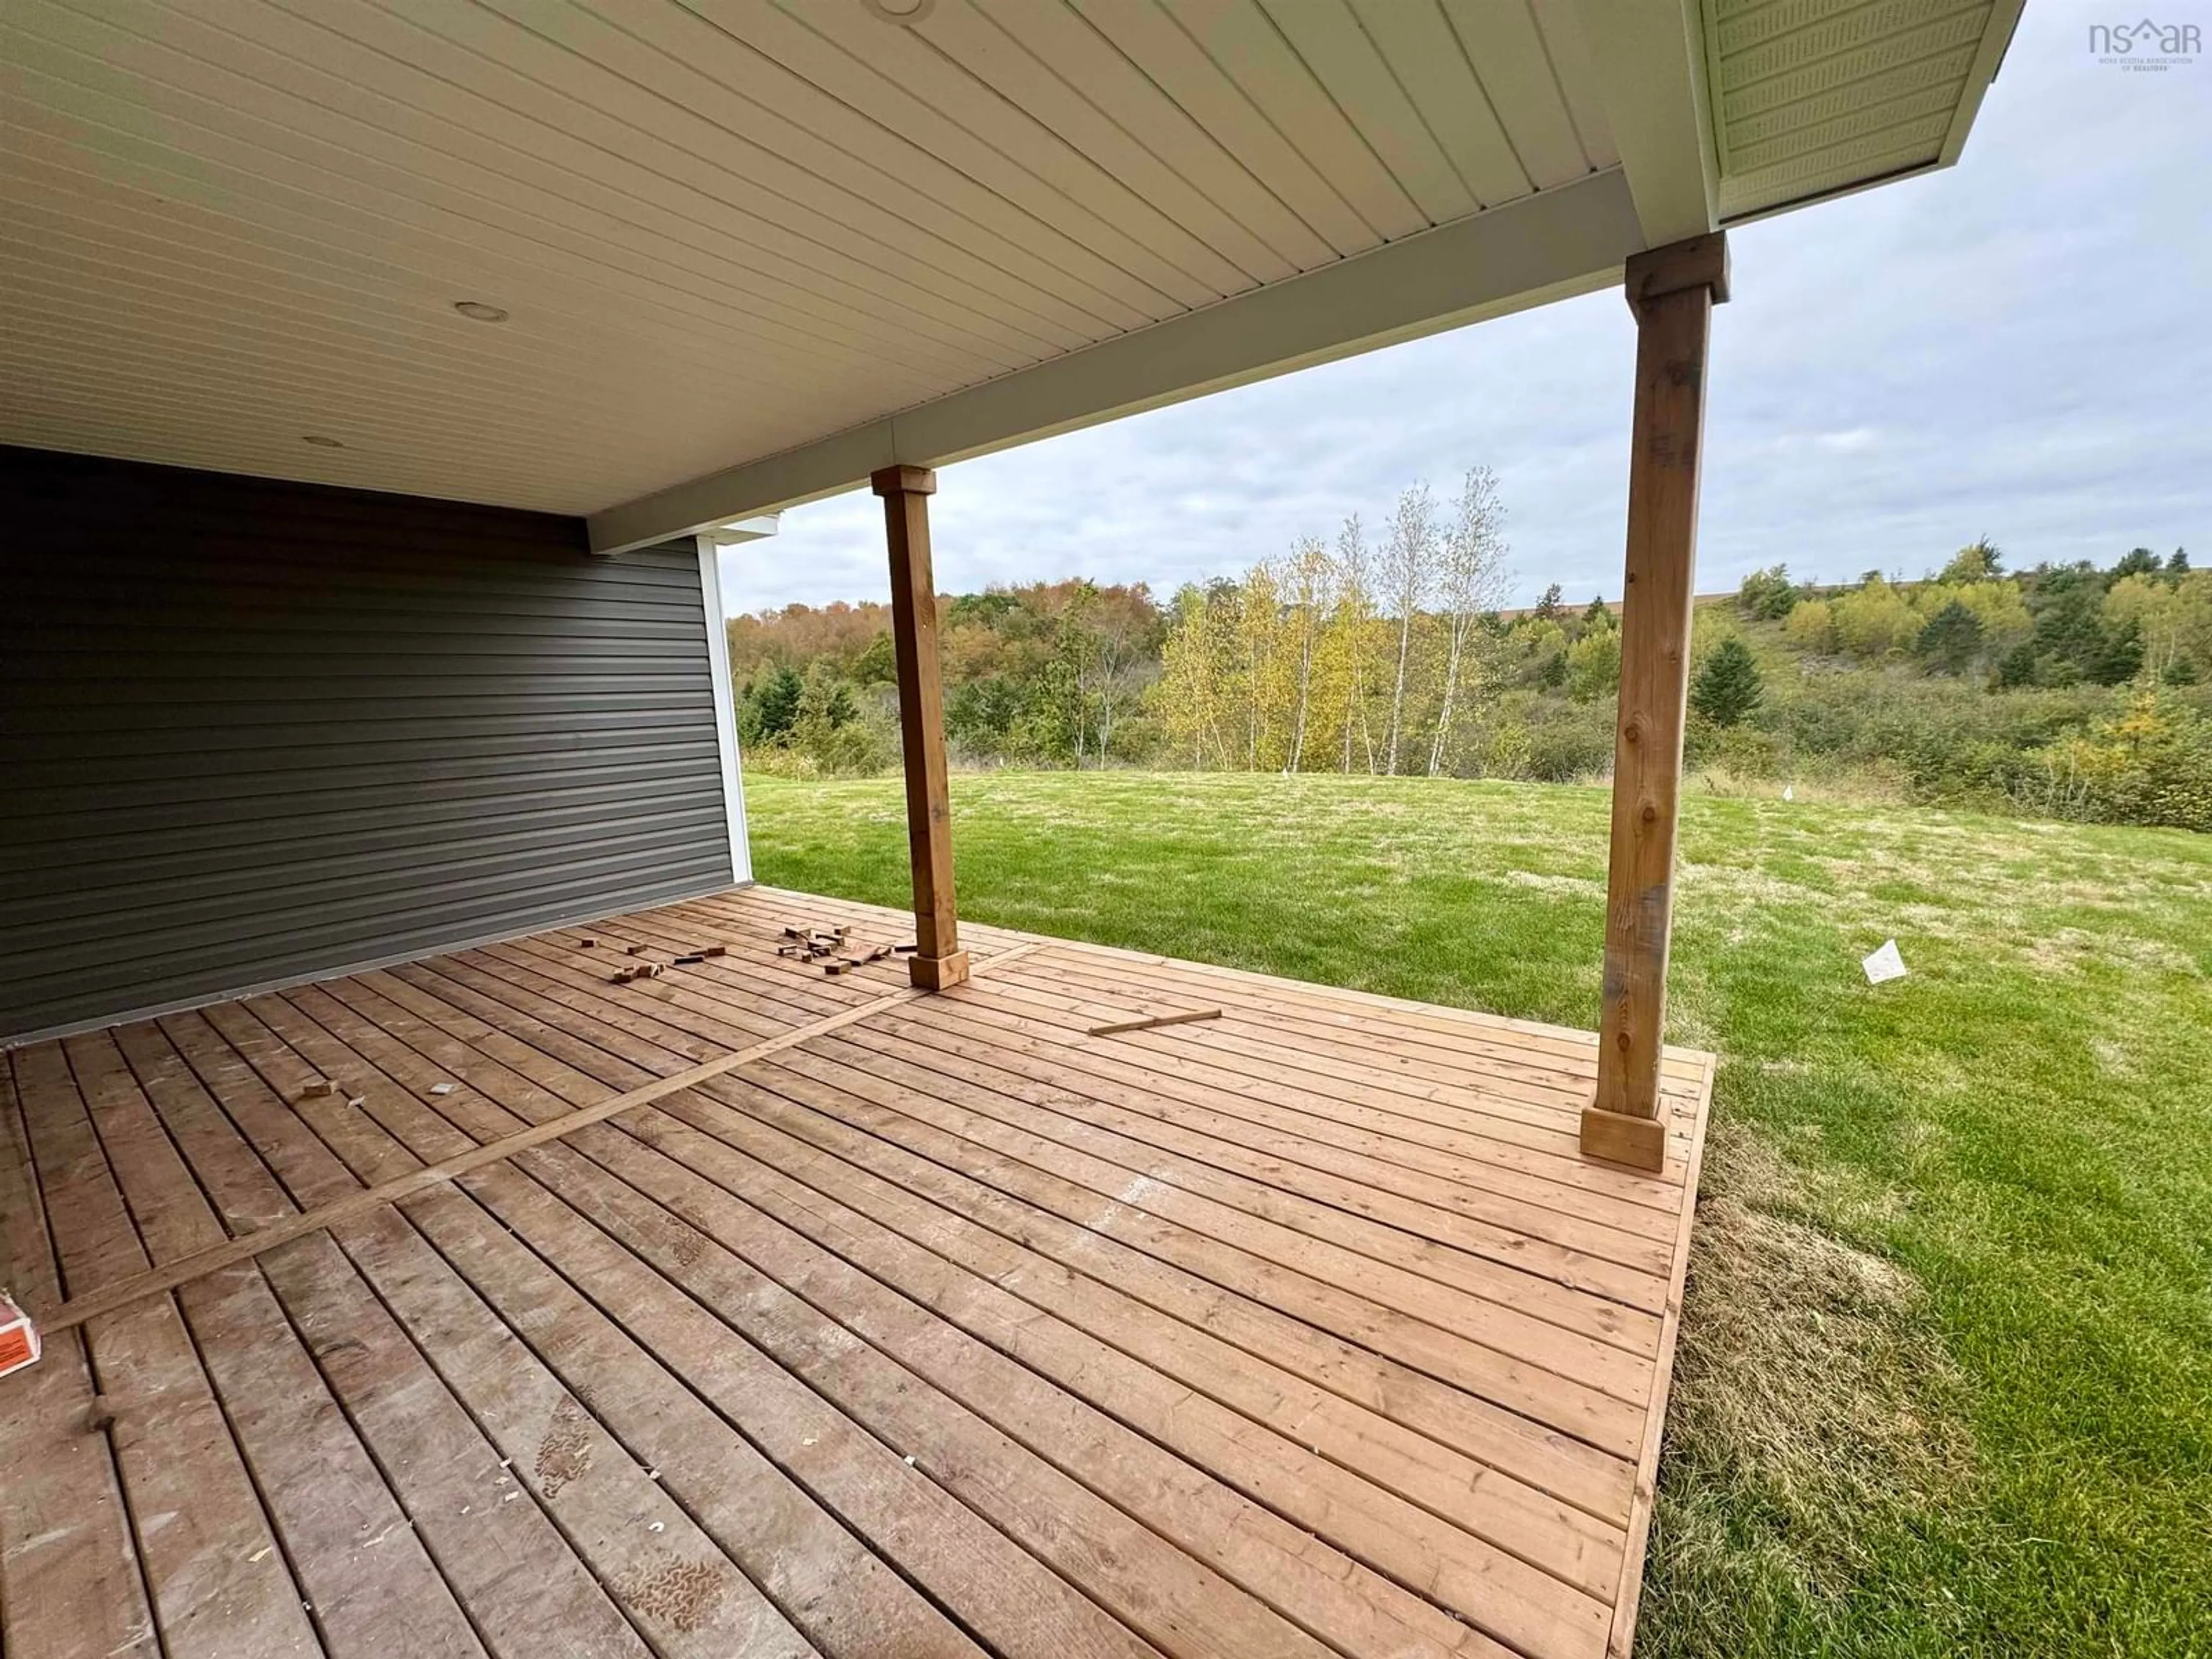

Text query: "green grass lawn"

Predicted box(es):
[743, 770, 2212, 1659]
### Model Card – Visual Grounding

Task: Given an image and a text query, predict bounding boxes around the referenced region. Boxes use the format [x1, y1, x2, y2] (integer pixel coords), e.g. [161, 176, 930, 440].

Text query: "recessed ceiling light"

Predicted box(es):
[302, 434, 345, 448]
[453, 300, 509, 323]
[862, 0, 934, 21]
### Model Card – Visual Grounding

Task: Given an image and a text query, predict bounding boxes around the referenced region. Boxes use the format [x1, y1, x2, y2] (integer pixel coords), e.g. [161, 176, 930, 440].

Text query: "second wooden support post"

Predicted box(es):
[874, 463, 969, 991]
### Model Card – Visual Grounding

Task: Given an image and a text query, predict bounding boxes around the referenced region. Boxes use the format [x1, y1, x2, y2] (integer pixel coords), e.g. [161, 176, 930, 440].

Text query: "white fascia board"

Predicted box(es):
[710, 513, 782, 546]
[590, 169, 1645, 554]
[1940, 0, 2025, 167]
[694, 534, 751, 885]
[1571, 0, 1718, 248]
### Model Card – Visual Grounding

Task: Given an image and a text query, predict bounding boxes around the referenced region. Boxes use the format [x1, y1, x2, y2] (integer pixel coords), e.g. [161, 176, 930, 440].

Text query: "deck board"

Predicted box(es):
[2, 884, 1711, 1659]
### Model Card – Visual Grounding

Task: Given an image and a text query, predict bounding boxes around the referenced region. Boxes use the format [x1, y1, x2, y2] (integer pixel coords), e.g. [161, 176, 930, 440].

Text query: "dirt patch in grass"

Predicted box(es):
[2023, 927, 2199, 977]
[1653, 1122, 1975, 1612]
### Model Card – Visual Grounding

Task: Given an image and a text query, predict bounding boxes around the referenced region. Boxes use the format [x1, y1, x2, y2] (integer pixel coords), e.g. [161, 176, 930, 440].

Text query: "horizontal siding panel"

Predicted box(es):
[3, 566, 707, 614]
[0, 704, 724, 759]
[0, 447, 737, 1040]
[0, 861, 733, 1038]
[5, 741, 721, 815]
[17, 612, 714, 649]
[3, 818, 731, 982]
[2, 764, 728, 850]
[11, 649, 714, 678]
[1, 801, 728, 926]
[2, 695, 724, 742]
[1, 779, 729, 882]
[9, 672, 719, 707]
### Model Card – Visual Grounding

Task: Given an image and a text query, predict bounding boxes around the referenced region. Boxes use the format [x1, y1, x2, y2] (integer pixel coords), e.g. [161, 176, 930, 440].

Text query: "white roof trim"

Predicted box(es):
[693, 535, 751, 888]
[707, 513, 782, 547]
[1941, 0, 2027, 168]
[589, 168, 1644, 554]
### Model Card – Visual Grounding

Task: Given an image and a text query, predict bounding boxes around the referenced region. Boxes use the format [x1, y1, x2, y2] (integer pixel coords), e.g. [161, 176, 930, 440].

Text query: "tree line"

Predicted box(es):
[727, 483, 2211, 831]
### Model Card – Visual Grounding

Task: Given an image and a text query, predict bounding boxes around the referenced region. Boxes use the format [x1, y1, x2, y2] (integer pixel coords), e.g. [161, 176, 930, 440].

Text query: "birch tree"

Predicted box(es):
[1427, 466, 1510, 776]
[1282, 536, 1331, 772]
[1234, 560, 1284, 770]
[1331, 514, 1377, 773]
[1380, 483, 1437, 775]
[1157, 583, 1227, 767]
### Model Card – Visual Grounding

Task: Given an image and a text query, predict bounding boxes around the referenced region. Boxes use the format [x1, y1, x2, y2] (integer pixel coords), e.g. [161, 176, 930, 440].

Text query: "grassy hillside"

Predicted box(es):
[745, 770, 2212, 1658]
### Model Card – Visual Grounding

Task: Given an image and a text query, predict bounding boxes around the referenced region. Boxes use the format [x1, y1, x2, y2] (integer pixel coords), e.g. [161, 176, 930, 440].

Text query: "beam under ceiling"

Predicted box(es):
[587, 168, 1646, 555]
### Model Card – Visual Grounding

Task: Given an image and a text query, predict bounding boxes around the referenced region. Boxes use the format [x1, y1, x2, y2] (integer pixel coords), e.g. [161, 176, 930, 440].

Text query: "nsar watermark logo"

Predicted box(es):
[2090, 18, 2200, 70]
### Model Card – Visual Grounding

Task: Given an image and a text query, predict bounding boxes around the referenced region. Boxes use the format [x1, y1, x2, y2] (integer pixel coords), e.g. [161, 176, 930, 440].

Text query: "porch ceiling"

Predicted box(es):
[1, 0, 2017, 537]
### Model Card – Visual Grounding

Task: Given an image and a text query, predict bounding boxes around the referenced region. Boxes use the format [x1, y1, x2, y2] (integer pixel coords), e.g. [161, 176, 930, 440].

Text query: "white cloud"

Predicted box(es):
[726, 10, 2209, 616]
[1812, 429, 1883, 455]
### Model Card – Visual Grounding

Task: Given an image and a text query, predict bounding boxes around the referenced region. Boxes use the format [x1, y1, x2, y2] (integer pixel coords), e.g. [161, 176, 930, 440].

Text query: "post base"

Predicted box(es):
[1580, 1104, 1666, 1172]
[908, 950, 971, 993]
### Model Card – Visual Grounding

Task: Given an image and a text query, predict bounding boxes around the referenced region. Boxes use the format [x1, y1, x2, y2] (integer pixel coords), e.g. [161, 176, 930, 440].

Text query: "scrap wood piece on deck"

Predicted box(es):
[597, 937, 727, 979]
[778, 921, 912, 976]
[824, 942, 902, 976]
[1086, 1008, 1223, 1038]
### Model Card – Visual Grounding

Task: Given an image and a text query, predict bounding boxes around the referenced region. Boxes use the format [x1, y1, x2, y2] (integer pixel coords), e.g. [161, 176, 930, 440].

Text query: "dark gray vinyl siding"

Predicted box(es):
[1, 447, 736, 1042]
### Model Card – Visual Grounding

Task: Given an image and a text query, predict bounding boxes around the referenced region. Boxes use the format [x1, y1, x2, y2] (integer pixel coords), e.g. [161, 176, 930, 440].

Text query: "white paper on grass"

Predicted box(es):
[1782, 785, 1795, 802]
[1862, 940, 1907, 984]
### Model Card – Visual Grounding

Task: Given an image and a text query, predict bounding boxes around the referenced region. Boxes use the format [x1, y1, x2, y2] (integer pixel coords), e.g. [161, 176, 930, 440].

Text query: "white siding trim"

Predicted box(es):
[696, 535, 752, 884]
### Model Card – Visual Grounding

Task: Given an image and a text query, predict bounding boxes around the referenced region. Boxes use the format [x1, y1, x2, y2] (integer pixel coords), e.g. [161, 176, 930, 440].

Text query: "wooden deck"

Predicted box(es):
[1, 885, 1712, 1659]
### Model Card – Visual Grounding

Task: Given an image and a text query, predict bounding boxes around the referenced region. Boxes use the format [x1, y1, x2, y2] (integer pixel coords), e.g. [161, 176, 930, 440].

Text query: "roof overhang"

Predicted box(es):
[590, 168, 1642, 553]
[1, 0, 2021, 551]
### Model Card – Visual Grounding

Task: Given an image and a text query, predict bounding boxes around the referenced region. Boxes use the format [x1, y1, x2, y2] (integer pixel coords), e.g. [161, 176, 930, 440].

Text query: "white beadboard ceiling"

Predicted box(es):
[0, 0, 2018, 540]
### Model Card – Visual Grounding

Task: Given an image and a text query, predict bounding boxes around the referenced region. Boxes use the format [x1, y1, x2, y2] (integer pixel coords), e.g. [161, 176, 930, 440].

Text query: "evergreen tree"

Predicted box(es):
[1737, 565, 1798, 619]
[2026, 566, 2108, 677]
[741, 664, 804, 744]
[1916, 599, 1986, 675]
[1690, 637, 1763, 726]
[1532, 582, 1563, 621]
[1994, 640, 2040, 689]
[2087, 619, 2144, 686]
[2112, 547, 2161, 581]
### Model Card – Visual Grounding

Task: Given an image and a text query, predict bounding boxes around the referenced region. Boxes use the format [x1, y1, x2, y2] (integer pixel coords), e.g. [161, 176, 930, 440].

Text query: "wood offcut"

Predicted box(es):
[1085, 1008, 1223, 1038]
[779, 923, 910, 977]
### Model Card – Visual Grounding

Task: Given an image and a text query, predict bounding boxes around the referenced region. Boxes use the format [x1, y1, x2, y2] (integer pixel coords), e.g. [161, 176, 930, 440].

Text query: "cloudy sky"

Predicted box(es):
[725, 9, 2209, 617]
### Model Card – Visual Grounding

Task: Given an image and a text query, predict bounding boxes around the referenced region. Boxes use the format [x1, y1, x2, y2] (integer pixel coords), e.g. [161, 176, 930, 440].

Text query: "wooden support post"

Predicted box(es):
[1584, 232, 1728, 1172]
[874, 464, 969, 992]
